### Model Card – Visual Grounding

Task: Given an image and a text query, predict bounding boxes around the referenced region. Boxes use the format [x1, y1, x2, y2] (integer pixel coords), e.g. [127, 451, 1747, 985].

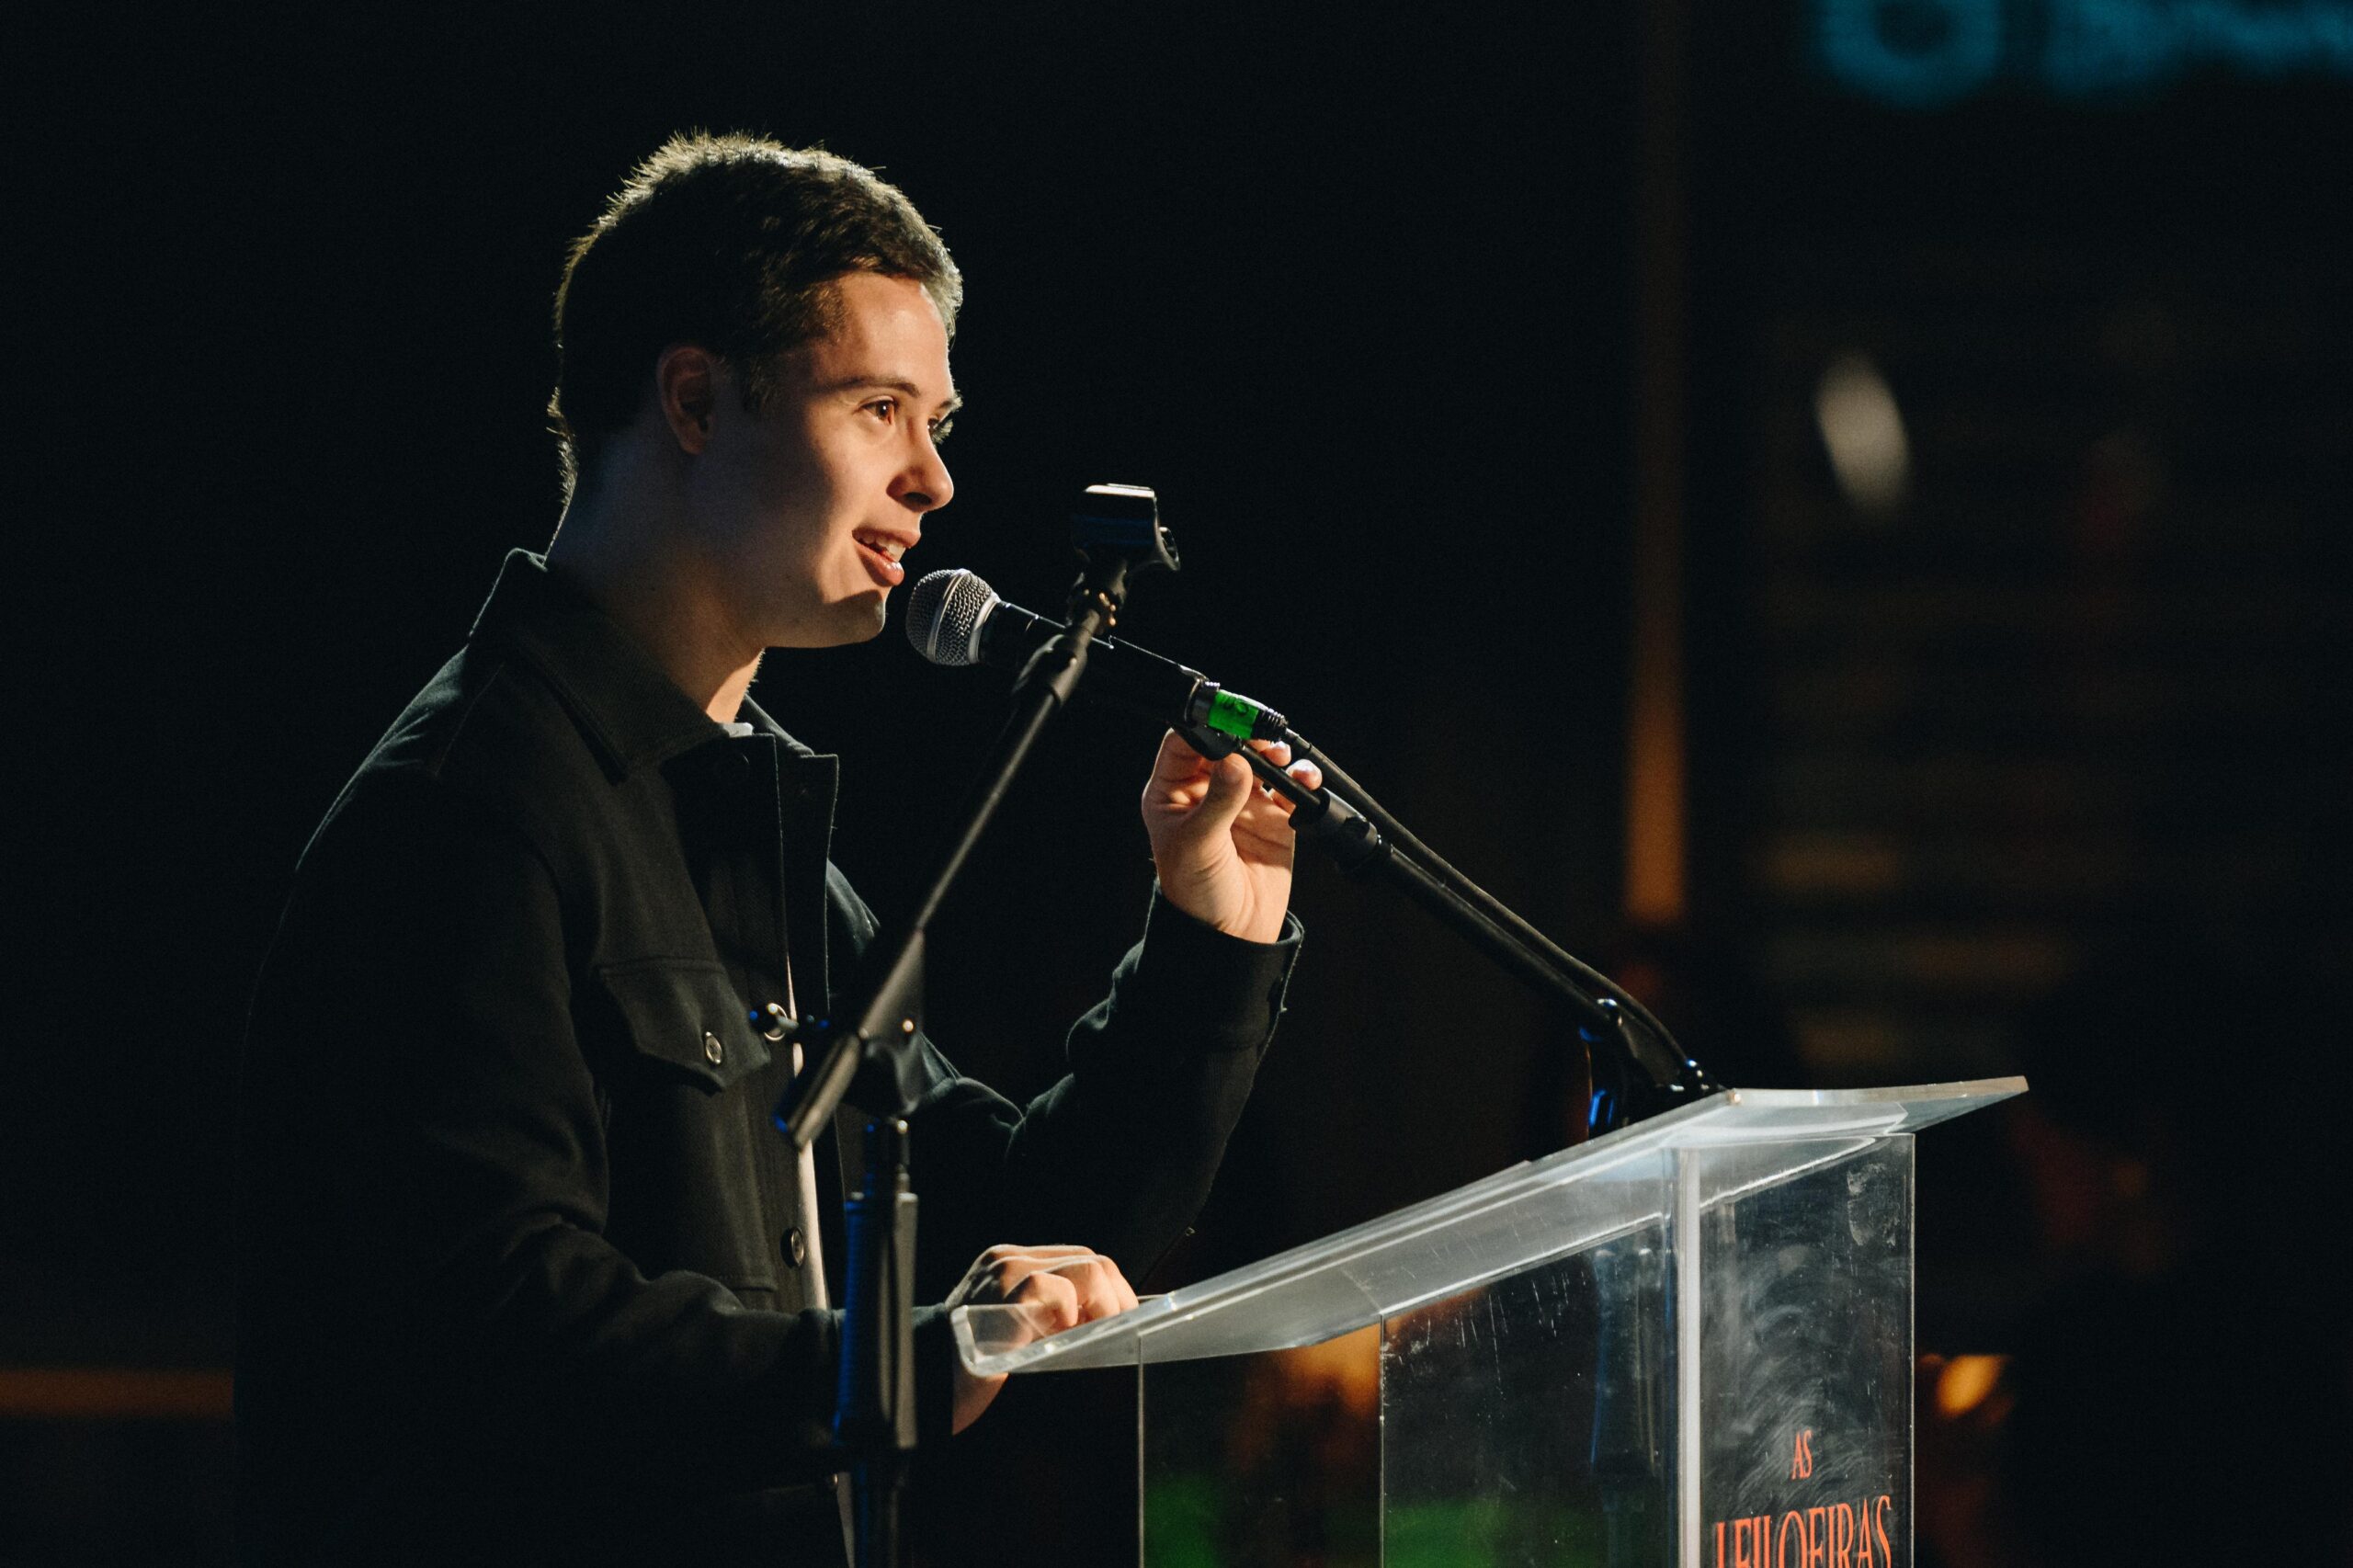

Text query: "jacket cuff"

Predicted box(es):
[913, 1303, 959, 1450]
[1120, 884, 1303, 1054]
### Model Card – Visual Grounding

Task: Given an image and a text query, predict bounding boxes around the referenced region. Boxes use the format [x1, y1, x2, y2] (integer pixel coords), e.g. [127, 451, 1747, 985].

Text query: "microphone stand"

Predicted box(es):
[773, 488, 1173, 1568]
[1174, 723, 1716, 1128]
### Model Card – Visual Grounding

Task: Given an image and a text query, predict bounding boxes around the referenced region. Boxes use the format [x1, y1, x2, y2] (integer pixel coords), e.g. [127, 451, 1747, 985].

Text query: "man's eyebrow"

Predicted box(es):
[825, 375, 963, 415]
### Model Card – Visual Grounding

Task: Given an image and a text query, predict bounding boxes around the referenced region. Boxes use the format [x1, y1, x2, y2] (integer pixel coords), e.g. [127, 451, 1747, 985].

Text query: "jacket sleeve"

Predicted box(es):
[240, 772, 857, 1505]
[825, 867, 1302, 1303]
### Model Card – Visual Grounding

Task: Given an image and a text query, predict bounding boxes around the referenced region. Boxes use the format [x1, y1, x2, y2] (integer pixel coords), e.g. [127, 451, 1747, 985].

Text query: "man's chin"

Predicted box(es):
[776, 596, 889, 650]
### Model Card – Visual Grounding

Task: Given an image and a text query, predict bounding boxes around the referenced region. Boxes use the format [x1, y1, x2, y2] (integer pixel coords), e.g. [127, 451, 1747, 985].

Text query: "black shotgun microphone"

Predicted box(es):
[905, 568, 1289, 743]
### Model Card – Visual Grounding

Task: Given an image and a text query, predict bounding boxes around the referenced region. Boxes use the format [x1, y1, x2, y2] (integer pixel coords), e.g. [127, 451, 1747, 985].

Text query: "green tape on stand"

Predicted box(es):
[1204, 690, 1262, 740]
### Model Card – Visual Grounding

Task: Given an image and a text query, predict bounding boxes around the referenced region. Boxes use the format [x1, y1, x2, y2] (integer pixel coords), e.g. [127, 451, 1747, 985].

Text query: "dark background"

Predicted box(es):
[8, 3, 2349, 1562]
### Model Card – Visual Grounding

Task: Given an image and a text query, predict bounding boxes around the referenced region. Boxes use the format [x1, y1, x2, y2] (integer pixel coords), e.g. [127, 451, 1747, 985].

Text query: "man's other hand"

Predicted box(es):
[944, 1244, 1139, 1434]
[1141, 733, 1322, 945]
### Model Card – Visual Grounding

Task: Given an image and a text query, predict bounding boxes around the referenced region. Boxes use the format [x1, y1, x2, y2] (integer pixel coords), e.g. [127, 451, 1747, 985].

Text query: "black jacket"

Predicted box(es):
[235, 552, 1299, 1564]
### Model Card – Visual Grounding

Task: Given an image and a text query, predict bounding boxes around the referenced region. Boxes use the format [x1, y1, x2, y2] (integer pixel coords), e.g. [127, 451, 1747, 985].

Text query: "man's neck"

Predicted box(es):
[547, 487, 764, 724]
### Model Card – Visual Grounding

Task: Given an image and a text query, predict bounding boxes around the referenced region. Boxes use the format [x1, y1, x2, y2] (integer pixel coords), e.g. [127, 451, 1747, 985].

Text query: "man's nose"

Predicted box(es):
[896, 437, 954, 513]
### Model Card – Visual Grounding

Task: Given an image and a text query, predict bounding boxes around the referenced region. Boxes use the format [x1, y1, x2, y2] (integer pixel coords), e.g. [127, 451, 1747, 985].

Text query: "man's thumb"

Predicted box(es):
[1199, 752, 1255, 820]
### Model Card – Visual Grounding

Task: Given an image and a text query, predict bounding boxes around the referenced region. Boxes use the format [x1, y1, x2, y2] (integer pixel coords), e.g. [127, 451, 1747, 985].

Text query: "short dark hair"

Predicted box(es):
[548, 131, 962, 495]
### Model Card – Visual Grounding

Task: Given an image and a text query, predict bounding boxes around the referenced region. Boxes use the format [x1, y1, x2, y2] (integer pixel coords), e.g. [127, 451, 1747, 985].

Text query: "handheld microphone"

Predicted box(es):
[905, 568, 1289, 744]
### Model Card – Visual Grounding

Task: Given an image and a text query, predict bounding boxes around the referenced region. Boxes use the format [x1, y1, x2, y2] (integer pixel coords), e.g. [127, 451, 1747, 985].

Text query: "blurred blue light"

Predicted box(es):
[1813, 0, 2353, 105]
[1818, 0, 2005, 108]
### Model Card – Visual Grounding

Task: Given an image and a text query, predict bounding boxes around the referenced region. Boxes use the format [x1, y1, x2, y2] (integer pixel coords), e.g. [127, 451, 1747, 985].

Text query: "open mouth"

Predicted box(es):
[853, 529, 910, 588]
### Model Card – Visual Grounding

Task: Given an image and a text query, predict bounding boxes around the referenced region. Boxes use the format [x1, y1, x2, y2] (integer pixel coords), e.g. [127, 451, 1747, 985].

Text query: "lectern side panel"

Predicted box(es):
[1140, 1326, 1380, 1568]
[1697, 1137, 1914, 1568]
[1379, 1220, 1674, 1566]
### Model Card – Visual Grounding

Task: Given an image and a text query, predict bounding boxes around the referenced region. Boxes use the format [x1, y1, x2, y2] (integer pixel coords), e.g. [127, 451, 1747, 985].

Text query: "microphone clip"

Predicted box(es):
[1071, 483, 1180, 578]
[1066, 483, 1178, 627]
[1021, 483, 1178, 706]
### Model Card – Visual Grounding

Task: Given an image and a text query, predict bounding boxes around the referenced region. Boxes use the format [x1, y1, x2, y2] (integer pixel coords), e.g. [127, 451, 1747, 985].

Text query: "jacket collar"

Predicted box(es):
[470, 550, 771, 779]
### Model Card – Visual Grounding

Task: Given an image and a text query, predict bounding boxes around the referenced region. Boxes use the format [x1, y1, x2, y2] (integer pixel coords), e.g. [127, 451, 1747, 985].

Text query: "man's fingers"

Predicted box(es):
[956, 1246, 1138, 1323]
[1004, 1267, 1082, 1331]
[1040, 1254, 1141, 1319]
[1147, 729, 1218, 788]
[1221, 739, 1322, 812]
[1227, 760, 1324, 837]
[1104, 1258, 1142, 1313]
[965, 1242, 1097, 1300]
[1003, 1254, 1137, 1324]
[1150, 732, 1296, 804]
[976, 1243, 1097, 1267]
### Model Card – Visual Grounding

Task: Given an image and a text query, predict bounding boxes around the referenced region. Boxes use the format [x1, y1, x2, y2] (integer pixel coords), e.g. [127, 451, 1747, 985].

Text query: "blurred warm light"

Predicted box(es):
[1267, 1324, 1381, 1421]
[1759, 831, 1907, 895]
[0, 1367, 233, 1419]
[1814, 353, 1912, 517]
[1935, 1354, 2009, 1417]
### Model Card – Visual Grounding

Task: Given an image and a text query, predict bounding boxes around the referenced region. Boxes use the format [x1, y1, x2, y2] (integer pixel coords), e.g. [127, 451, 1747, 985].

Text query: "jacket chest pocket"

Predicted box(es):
[594, 958, 773, 1093]
[593, 958, 781, 1290]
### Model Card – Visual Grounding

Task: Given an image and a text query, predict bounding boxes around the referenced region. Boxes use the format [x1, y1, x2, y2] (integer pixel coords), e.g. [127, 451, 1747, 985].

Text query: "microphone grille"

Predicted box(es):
[904, 568, 998, 667]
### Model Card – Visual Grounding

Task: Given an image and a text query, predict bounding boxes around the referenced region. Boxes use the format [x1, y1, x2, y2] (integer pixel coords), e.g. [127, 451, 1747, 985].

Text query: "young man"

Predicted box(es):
[236, 133, 1314, 1564]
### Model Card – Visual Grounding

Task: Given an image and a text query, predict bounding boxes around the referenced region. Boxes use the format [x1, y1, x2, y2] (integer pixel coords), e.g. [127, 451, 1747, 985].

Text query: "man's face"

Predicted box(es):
[691, 270, 959, 649]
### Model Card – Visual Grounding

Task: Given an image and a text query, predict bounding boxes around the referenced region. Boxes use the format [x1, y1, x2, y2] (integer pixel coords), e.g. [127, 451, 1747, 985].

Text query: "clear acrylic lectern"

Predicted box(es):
[955, 1080, 2023, 1566]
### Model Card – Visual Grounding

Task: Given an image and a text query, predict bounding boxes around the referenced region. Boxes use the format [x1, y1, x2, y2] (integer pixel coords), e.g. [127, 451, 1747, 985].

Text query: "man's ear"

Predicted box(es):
[654, 344, 719, 456]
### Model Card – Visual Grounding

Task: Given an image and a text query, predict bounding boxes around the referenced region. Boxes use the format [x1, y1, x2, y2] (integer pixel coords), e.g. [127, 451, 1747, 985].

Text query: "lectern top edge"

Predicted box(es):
[954, 1078, 2027, 1376]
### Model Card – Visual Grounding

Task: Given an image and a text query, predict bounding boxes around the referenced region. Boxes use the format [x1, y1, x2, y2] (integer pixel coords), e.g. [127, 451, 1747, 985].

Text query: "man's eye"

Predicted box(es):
[864, 398, 898, 422]
[928, 415, 954, 445]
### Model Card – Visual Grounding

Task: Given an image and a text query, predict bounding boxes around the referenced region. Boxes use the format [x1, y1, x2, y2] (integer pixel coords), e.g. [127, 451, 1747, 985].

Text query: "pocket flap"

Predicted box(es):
[596, 959, 772, 1092]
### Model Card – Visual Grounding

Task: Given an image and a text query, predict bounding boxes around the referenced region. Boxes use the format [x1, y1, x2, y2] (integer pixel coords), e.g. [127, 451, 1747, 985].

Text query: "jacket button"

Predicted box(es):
[703, 1031, 724, 1065]
[784, 1227, 807, 1267]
